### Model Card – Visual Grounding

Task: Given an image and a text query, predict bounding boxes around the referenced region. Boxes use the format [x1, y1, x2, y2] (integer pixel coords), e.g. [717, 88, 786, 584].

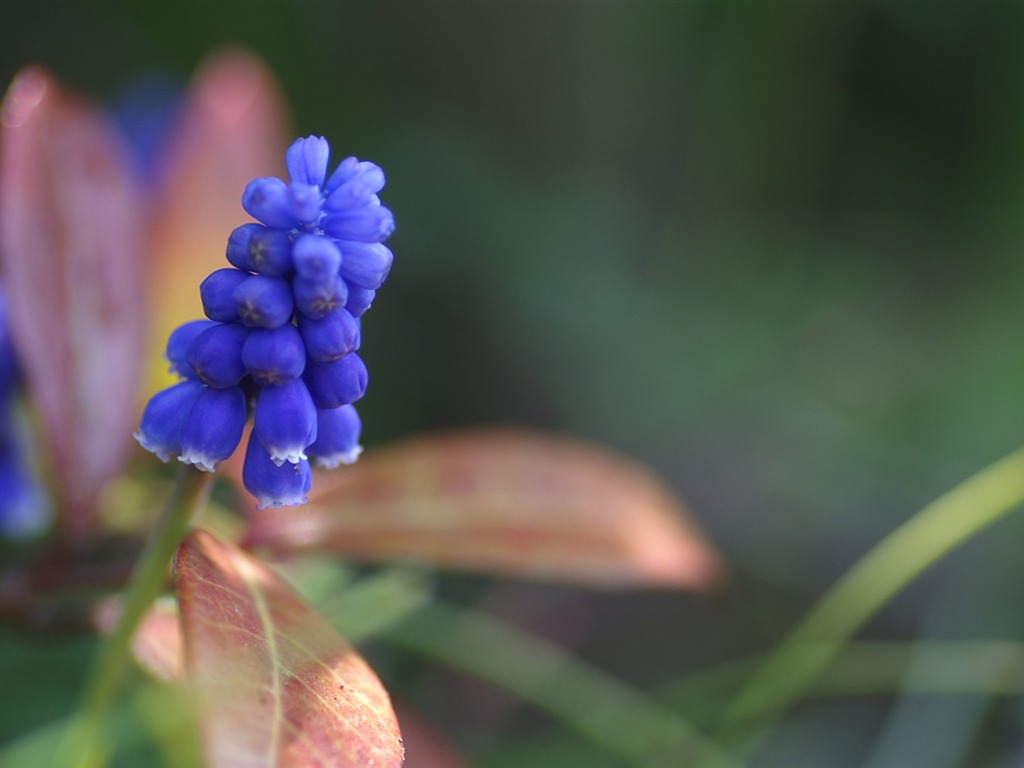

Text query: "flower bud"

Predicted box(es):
[288, 183, 322, 224]
[186, 322, 249, 388]
[339, 242, 393, 289]
[304, 354, 368, 409]
[226, 223, 292, 276]
[242, 177, 297, 229]
[324, 156, 361, 193]
[323, 205, 395, 243]
[234, 274, 295, 328]
[345, 286, 376, 318]
[292, 234, 341, 283]
[297, 308, 358, 363]
[294, 274, 347, 319]
[325, 181, 375, 213]
[242, 325, 306, 385]
[286, 136, 330, 187]
[166, 320, 216, 379]
[200, 268, 249, 322]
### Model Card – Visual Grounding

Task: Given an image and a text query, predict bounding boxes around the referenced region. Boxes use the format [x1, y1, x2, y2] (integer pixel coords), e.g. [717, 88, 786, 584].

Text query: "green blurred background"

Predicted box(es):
[5, 1, 1024, 766]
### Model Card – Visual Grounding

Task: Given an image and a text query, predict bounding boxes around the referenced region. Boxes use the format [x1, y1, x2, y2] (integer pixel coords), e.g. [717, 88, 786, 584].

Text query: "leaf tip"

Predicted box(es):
[1, 66, 50, 129]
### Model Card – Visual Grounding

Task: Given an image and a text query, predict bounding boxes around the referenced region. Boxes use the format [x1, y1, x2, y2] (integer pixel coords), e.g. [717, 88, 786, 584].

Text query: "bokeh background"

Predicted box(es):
[4, 2, 1024, 766]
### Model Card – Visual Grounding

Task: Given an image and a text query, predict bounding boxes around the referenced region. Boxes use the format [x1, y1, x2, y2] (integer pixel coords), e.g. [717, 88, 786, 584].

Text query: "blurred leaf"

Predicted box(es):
[318, 566, 434, 644]
[245, 429, 723, 590]
[709, 446, 1024, 761]
[0, 67, 147, 540]
[94, 595, 184, 683]
[147, 48, 291, 393]
[386, 599, 741, 768]
[131, 681, 203, 768]
[0, 682, 193, 768]
[175, 528, 404, 768]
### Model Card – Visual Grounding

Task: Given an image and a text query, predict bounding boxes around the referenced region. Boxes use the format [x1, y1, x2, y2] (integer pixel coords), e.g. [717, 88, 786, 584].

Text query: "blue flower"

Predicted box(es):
[0, 290, 51, 537]
[135, 379, 205, 460]
[308, 404, 362, 469]
[242, 431, 312, 509]
[253, 378, 317, 466]
[135, 136, 393, 507]
[177, 386, 247, 472]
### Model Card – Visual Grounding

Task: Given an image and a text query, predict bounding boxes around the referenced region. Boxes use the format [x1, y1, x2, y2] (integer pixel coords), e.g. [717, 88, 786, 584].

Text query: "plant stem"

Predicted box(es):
[697, 446, 1024, 764]
[52, 465, 213, 768]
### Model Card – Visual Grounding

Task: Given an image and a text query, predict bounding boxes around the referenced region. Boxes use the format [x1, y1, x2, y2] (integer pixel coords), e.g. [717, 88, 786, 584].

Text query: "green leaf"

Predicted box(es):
[383, 599, 742, 768]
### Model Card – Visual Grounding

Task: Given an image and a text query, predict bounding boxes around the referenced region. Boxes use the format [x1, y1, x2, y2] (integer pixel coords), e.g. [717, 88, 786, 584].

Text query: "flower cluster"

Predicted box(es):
[135, 137, 394, 508]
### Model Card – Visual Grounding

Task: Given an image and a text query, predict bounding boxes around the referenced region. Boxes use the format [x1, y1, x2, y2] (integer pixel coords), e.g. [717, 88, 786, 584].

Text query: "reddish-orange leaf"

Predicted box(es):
[0, 67, 147, 540]
[176, 528, 404, 768]
[245, 429, 723, 591]
[146, 48, 291, 393]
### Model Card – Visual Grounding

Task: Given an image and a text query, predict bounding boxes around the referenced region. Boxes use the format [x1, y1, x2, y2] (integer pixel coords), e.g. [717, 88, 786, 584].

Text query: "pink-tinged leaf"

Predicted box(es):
[0, 67, 147, 540]
[176, 528, 404, 768]
[146, 48, 292, 393]
[94, 595, 184, 682]
[245, 429, 724, 591]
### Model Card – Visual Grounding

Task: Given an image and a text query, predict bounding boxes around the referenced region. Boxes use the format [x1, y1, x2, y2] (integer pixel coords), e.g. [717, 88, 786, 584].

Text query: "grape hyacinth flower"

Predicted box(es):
[136, 136, 394, 508]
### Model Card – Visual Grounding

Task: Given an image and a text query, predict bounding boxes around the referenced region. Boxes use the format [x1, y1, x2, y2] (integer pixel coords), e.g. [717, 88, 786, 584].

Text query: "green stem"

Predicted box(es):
[702, 446, 1024, 762]
[52, 466, 213, 768]
[387, 599, 745, 768]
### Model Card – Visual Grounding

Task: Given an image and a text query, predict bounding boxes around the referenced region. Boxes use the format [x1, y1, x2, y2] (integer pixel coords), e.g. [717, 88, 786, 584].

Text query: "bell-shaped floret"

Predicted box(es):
[323, 204, 395, 243]
[292, 234, 341, 283]
[241, 325, 306, 385]
[294, 273, 347, 319]
[242, 431, 312, 509]
[339, 242, 393, 289]
[308, 404, 362, 469]
[286, 136, 330, 188]
[134, 379, 205, 461]
[200, 268, 249, 322]
[297, 308, 358, 363]
[178, 385, 247, 472]
[253, 378, 317, 466]
[304, 354, 368, 409]
[234, 274, 294, 328]
[186, 322, 249, 388]
[166, 320, 217, 379]
[226, 224, 292, 276]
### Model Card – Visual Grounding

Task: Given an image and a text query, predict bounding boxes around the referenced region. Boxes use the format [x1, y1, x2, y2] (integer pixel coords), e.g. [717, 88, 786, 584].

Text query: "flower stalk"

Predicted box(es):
[53, 465, 213, 768]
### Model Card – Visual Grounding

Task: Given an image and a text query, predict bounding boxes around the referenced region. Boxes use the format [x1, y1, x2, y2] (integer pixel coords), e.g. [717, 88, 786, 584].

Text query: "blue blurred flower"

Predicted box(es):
[136, 136, 393, 508]
[0, 290, 51, 537]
